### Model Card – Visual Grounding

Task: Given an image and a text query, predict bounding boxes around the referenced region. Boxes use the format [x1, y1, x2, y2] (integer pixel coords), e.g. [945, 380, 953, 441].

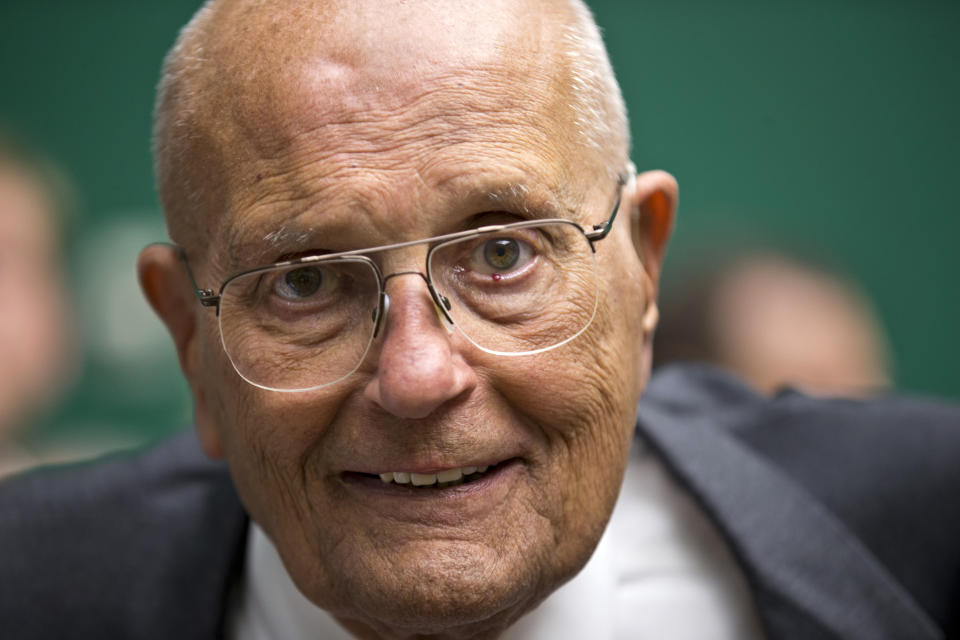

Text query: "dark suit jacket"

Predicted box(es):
[1, 365, 958, 639]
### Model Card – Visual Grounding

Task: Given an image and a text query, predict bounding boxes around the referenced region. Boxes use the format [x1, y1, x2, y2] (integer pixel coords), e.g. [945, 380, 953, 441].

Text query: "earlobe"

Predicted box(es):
[627, 169, 678, 284]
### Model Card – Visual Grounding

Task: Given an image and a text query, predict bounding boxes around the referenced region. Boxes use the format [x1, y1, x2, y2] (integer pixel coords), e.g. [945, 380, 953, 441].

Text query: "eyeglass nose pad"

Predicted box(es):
[371, 293, 389, 338]
[430, 289, 455, 333]
[437, 298, 455, 334]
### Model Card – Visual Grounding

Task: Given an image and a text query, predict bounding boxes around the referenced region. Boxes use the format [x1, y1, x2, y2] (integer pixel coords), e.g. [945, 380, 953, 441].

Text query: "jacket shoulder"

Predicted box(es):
[0, 431, 247, 640]
[643, 364, 960, 636]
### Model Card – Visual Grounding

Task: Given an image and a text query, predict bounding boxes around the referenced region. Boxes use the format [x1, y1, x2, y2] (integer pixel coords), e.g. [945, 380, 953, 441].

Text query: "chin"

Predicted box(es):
[307, 538, 560, 640]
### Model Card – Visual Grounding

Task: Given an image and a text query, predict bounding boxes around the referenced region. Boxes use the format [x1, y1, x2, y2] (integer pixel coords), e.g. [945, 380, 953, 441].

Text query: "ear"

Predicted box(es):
[137, 244, 223, 459]
[625, 169, 678, 333]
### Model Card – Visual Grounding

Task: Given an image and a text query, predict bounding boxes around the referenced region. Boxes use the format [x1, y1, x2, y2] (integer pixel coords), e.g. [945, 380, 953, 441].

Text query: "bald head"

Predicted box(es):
[153, 0, 628, 250]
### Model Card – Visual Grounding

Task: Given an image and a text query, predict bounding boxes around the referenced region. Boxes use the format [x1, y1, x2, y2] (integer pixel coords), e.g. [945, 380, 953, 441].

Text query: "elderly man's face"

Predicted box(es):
[142, 1, 674, 637]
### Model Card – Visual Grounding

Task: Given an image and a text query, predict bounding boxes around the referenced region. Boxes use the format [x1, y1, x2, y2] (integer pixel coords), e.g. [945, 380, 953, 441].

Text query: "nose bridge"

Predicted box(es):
[369, 244, 439, 337]
[364, 257, 474, 419]
[375, 244, 435, 306]
[382, 270, 429, 288]
[376, 268, 452, 338]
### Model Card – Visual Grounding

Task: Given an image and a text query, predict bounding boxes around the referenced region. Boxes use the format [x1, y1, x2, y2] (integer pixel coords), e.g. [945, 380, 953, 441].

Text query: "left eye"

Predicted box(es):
[470, 237, 534, 274]
[273, 265, 338, 302]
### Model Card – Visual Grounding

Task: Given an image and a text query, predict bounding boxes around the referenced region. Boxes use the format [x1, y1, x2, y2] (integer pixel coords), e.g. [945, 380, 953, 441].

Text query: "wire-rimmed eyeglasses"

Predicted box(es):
[177, 176, 626, 392]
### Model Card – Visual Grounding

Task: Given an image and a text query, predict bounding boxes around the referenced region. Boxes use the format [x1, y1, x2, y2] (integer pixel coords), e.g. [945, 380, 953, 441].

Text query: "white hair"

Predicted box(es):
[152, 0, 218, 244]
[559, 0, 631, 178]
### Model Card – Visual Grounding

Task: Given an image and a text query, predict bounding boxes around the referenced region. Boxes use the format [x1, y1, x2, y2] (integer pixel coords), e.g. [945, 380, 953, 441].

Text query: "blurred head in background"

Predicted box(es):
[0, 132, 75, 447]
[654, 251, 892, 397]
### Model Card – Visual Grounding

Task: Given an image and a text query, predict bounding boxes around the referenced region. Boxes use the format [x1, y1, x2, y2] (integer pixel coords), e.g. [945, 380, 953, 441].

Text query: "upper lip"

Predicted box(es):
[330, 410, 532, 477]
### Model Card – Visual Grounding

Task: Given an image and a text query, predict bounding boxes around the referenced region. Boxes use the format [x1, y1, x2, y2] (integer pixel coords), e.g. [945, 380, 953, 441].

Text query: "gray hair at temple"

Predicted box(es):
[151, 0, 630, 245]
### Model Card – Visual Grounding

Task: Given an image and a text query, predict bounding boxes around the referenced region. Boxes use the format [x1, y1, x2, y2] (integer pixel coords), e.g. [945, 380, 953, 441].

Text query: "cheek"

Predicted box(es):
[198, 320, 347, 531]
[488, 282, 642, 573]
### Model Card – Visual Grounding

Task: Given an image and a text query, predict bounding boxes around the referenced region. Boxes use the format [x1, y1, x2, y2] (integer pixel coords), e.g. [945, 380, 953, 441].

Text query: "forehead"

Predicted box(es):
[186, 0, 605, 270]
[200, 0, 576, 166]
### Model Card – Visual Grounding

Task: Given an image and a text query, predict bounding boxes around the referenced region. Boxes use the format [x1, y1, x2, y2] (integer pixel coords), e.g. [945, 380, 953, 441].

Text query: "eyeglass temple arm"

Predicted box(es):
[175, 245, 221, 309]
[584, 170, 630, 244]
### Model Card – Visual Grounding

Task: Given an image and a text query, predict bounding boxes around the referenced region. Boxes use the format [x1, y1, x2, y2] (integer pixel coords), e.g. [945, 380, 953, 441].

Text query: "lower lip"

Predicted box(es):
[338, 459, 524, 522]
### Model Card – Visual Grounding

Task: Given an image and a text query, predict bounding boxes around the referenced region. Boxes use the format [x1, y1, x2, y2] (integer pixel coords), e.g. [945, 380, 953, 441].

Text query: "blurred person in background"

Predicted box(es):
[0, 132, 76, 477]
[655, 250, 893, 397]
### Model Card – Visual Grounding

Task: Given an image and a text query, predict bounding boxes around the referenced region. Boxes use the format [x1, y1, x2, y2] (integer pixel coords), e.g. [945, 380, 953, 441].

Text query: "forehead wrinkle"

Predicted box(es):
[243, 69, 563, 172]
[225, 73, 556, 205]
[221, 171, 585, 275]
[222, 103, 582, 254]
[216, 139, 594, 279]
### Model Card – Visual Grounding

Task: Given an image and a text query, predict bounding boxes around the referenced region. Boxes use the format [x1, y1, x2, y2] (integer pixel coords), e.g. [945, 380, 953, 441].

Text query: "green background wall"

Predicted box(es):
[1, 1, 957, 447]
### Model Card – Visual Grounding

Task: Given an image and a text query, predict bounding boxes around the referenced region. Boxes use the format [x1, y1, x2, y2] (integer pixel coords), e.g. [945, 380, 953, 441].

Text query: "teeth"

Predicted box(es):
[411, 472, 437, 486]
[376, 464, 493, 486]
[437, 468, 462, 483]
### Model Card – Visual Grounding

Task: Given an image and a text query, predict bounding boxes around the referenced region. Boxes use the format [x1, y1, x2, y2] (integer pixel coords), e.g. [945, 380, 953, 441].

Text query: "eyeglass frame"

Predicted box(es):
[175, 173, 627, 383]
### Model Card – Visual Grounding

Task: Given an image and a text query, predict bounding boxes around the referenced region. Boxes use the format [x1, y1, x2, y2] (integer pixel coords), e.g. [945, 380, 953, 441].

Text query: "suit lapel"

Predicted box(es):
[635, 368, 942, 640]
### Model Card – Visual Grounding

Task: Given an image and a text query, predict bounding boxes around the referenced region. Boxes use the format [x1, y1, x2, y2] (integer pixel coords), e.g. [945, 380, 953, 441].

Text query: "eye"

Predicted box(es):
[470, 236, 534, 274]
[273, 265, 336, 301]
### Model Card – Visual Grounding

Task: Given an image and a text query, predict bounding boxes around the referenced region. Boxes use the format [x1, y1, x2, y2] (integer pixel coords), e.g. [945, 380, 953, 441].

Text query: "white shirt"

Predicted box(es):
[230, 440, 765, 639]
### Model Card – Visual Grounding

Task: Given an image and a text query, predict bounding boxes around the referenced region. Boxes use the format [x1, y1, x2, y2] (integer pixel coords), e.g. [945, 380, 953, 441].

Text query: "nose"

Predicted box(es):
[363, 273, 476, 419]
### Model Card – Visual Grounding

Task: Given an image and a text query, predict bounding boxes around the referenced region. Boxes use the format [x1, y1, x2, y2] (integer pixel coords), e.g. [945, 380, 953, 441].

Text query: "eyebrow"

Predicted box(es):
[225, 225, 325, 273]
[464, 180, 580, 220]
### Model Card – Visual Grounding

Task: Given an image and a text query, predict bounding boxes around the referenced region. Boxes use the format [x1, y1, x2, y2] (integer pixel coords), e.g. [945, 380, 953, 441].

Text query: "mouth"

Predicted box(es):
[341, 459, 515, 491]
[337, 459, 523, 523]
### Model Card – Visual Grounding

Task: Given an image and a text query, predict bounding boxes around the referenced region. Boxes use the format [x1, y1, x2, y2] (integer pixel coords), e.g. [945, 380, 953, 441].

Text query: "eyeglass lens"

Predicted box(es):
[217, 221, 599, 391]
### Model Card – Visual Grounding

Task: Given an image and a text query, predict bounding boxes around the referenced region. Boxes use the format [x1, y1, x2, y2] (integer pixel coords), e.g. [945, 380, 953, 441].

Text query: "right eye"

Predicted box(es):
[273, 265, 337, 302]
[467, 235, 536, 276]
